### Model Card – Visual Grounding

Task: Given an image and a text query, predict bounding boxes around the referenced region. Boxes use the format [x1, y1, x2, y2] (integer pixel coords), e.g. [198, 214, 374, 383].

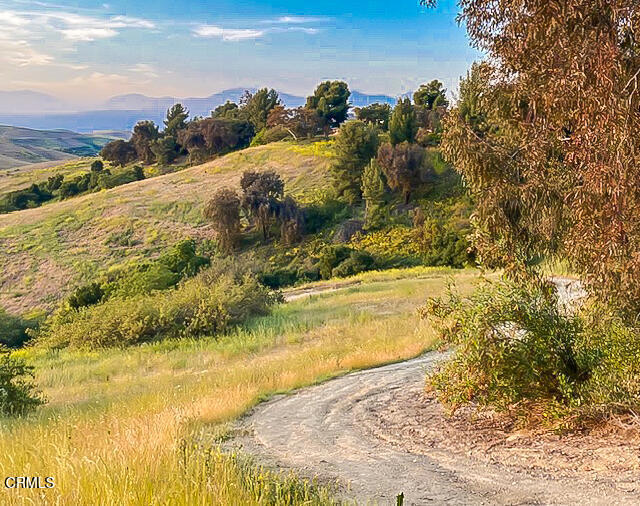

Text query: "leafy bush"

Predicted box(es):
[158, 239, 209, 277]
[421, 279, 640, 426]
[0, 308, 38, 348]
[258, 268, 301, 289]
[331, 250, 375, 278]
[303, 198, 352, 234]
[39, 260, 277, 349]
[66, 239, 209, 309]
[318, 245, 376, 280]
[67, 283, 105, 310]
[0, 184, 53, 213]
[350, 227, 423, 268]
[0, 348, 45, 416]
[414, 217, 473, 268]
[250, 126, 291, 147]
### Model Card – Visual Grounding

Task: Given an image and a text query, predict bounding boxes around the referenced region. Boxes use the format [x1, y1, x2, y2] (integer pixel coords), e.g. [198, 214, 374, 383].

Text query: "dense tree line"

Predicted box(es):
[330, 80, 448, 220]
[101, 81, 356, 167]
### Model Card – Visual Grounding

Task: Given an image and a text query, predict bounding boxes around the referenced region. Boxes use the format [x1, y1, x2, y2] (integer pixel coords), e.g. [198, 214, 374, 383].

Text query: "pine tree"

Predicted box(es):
[331, 120, 379, 204]
[361, 160, 386, 229]
[389, 98, 417, 145]
[164, 104, 189, 138]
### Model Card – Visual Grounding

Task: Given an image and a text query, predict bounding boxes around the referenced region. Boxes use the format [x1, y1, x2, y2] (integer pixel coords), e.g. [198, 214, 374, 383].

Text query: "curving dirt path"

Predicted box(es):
[227, 278, 639, 504]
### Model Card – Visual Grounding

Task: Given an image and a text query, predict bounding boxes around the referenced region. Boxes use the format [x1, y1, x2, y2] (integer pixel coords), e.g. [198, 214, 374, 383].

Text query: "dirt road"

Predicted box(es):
[227, 278, 638, 504]
[228, 351, 639, 505]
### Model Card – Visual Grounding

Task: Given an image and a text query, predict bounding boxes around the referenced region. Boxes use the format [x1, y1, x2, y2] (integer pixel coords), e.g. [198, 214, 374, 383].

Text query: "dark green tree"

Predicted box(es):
[331, 120, 379, 204]
[212, 101, 241, 119]
[306, 81, 351, 129]
[164, 103, 189, 137]
[413, 80, 449, 109]
[177, 118, 254, 162]
[151, 137, 179, 165]
[131, 121, 160, 164]
[389, 98, 417, 145]
[361, 160, 386, 229]
[240, 171, 284, 241]
[100, 139, 137, 167]
[90, 160, 104, 173]
[354, 103, 391, 130]
[242, 88, 281, 131]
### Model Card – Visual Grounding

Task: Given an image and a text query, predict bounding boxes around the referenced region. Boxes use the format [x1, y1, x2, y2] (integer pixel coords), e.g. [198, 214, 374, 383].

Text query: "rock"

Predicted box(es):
[332, 219, 364, 243]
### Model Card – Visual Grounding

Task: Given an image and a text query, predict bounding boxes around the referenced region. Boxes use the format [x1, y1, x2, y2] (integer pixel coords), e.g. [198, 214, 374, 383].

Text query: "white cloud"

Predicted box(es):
[0, 8, 156, 70]
[193, 25, 265, 41]
[277, 27, 320, 34]
[193, 20, 324, 41]
[274, 16, 326, 24]
[128, 63, 159, 77]
[110, 15, 155, 29]
[60, 27, 118, 41]
[0, 9, 156, 42]
[0, 11, 30, 25]
[0, 38, 54, 66]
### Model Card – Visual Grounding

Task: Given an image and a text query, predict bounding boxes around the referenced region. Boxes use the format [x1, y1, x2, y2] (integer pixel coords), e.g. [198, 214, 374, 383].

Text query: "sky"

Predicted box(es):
[0, 0, 480, 107]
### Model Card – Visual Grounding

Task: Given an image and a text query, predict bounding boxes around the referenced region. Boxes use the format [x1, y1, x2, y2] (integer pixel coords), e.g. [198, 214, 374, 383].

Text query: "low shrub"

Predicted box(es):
[65, 239, 209, 308]
[421, 279, 640, 426]
[0, 348, 45, 416]
[67, 283, 105, 310]
[250, 126, 292, 146]
[350, 226, 423, 268]
[39, 260, 277, 349]
[318, 245, 376, 280]
[0, 308, 38, 348]
[331, 251, 375, 278]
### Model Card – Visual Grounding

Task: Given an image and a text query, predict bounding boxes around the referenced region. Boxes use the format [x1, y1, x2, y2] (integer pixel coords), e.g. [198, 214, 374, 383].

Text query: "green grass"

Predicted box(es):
[0, 158, 96, 195]
[0, 141, 333, 313]
[0, 269, 480, 505]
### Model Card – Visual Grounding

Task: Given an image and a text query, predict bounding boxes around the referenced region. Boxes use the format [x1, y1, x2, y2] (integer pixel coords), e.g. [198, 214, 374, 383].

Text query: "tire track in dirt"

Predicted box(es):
[227, 278, 637, 505]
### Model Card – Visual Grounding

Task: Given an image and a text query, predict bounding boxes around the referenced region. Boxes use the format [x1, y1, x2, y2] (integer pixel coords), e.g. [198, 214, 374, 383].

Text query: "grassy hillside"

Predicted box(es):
[0, 141, 333, 312]
[0, 268, 479, 505]
[0, 158, 100, 196]
[0, 125, 113, 170]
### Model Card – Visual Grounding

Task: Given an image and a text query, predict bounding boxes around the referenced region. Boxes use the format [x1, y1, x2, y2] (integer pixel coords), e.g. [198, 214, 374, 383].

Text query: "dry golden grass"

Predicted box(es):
[0, 141, 332, 313]
[0, 269, 479, 505]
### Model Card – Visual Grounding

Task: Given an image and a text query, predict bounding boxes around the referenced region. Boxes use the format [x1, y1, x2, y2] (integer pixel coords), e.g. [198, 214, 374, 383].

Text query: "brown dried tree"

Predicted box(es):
[204, 188, 241, 251]
[440, 1, 640, 315]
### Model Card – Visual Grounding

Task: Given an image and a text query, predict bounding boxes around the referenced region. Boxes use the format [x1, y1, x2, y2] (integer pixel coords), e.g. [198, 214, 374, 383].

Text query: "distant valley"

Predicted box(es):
[0, 126, 120, 170]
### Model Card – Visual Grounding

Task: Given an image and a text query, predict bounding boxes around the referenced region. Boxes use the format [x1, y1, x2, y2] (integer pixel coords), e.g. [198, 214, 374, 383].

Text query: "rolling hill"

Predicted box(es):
[0, 141, 333, 312]
[0, 125, 115, 170]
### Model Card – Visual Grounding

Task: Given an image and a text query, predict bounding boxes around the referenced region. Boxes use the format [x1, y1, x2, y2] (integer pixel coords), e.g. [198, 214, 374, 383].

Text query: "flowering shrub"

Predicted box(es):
[287, 140, 336, 158]
[350, 226, 423, 267]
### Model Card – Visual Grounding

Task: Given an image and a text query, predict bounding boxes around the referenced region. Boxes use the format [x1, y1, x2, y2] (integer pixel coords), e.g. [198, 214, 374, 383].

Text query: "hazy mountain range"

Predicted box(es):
[0, 89, 400, 133]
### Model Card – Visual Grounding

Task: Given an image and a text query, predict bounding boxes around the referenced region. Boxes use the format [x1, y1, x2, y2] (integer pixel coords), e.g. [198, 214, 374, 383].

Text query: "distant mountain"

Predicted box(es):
[105, 88, 396, 116]
[104, 88, 306, 117]
[0, 88, 399, 133]
[0, 125, 114, 170]
[0, 91, 71, 115]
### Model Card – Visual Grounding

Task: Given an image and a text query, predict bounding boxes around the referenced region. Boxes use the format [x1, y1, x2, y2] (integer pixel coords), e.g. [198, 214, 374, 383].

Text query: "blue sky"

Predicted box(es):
[0, 0, 480, 106]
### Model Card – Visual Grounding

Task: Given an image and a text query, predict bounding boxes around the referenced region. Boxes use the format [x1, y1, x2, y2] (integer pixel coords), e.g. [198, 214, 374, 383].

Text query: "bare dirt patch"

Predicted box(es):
[366, 381, 640, 487]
